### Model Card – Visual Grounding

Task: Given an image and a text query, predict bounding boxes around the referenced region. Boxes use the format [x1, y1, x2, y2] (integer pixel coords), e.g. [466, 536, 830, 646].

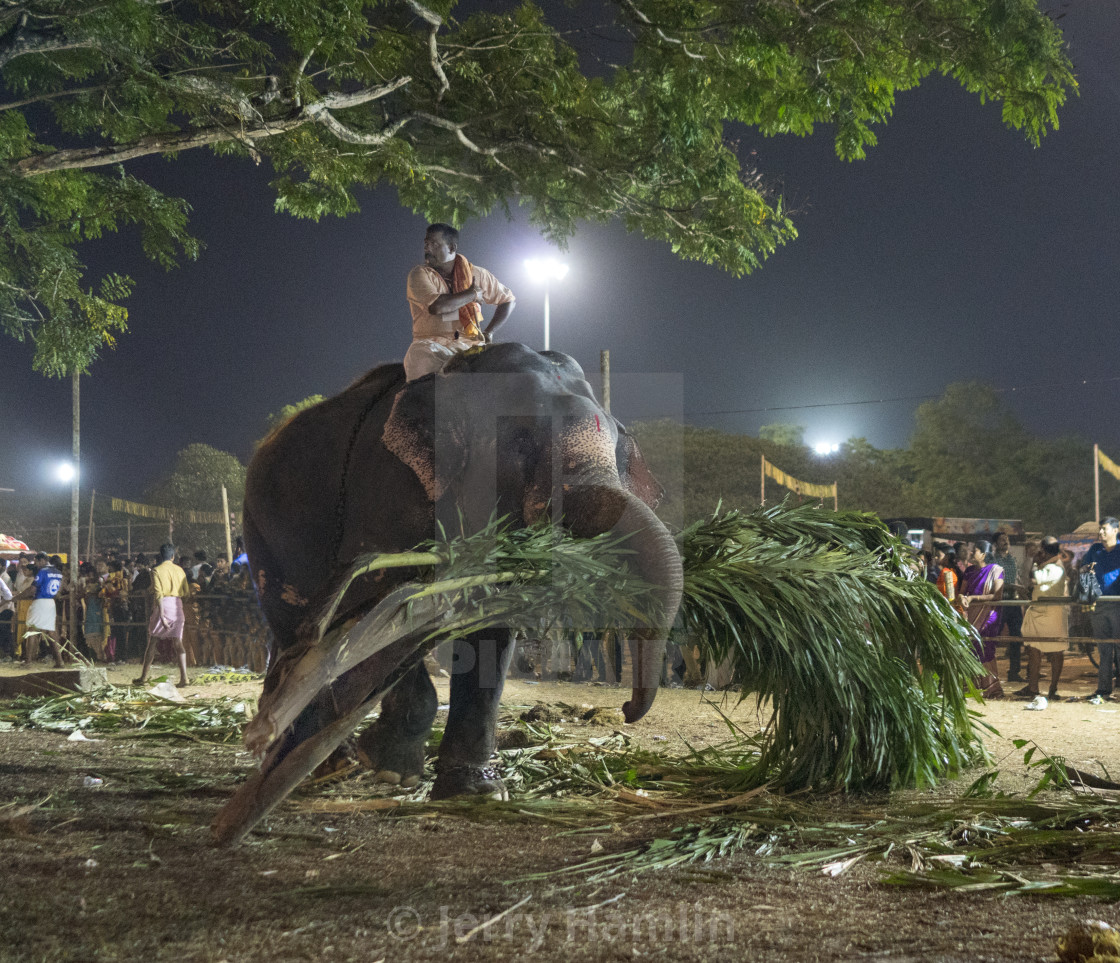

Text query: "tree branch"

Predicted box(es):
[404, 0, 450, 100]
[0, 12, 99, 69]
[303, 109, 411, 146]
[614, 0, 705, 59]
[12, 77, 413, 176]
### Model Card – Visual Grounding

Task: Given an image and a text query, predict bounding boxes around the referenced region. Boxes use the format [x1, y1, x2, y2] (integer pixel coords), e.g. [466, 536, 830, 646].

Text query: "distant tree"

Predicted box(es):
[759, 424, 806, 448]
[146, 444, 247, 552]
[1, 0, 1074, 373]
[906, 382, 1115, 533]
[260, 395, 327, 446]
[834, 438, 917, 518]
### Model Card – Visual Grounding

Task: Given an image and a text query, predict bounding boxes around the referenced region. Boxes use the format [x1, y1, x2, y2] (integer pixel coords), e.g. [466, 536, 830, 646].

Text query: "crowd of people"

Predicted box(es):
[5, 519, 1120, 697]
[0, 541, 269, 674]
[923, 518, 1120, 706]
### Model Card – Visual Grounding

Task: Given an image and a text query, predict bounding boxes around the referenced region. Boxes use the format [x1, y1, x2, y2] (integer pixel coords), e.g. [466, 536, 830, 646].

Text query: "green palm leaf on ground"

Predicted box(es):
[677, 502, 986, 791]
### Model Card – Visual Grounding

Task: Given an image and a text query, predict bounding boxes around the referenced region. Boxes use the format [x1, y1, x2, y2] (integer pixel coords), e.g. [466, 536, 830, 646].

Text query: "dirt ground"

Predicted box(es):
[2, 652, 1120, 962]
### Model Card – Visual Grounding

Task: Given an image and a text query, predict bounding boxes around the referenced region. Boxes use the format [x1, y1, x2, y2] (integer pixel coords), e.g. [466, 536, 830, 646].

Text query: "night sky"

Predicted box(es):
[2, 3, 1119, 503]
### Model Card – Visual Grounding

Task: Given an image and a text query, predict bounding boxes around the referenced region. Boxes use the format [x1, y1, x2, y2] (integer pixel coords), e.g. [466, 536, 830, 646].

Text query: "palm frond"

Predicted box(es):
[677, 502, 985, 791]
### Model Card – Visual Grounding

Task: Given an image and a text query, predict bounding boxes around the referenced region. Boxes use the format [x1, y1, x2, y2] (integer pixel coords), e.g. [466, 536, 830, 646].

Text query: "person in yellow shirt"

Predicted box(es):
[134, 543, 191, 688]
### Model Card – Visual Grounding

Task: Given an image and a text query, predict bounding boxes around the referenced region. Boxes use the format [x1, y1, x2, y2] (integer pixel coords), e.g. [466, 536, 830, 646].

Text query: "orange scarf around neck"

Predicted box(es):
[451, 254, 484, 340]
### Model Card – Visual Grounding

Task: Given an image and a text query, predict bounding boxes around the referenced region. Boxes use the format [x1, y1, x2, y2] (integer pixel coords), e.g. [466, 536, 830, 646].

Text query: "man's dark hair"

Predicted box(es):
[1103, 517, 1120, 530]
[160, 543, 176, 562]
[193, 550, 207, 562]
[135, 554, 148, 566]
[34, 552, 47, 561]
[1040, 536, 1061, 557]
[426, 222, 459, 248]
[48, 555, 62, 567]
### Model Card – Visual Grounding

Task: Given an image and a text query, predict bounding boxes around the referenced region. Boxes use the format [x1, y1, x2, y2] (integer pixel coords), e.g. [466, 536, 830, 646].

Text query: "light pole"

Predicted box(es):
[524, 257, 569, 351]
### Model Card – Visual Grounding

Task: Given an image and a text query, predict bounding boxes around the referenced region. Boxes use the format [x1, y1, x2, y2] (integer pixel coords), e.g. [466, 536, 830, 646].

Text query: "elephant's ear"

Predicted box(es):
[616, 424, 663, 509]
[382, 381, 464, 502]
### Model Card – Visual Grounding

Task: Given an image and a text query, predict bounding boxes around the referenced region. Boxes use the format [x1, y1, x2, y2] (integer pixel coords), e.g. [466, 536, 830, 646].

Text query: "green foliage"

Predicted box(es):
[759, 423, 805, 447]
[907, 381, 1106, 531]
[259, 394, 326, 447]
[302, 505, 985, 795]
[677, 502, 985, 791]
[145, 444, 247, 551]
[0, 0, 1075, 369]
[631, 420, 917, 524]
[632, 381, 1112, 532]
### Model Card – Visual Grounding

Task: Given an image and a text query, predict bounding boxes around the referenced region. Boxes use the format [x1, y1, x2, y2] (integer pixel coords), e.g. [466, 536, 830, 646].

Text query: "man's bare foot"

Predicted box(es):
[132, 677, 147, 686]
[52, 661, 64, 669]
[176, 680, 189, 689]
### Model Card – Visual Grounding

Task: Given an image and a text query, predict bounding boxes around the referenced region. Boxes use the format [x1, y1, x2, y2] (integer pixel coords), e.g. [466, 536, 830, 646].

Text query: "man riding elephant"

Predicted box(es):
[403, 223, 516, 381]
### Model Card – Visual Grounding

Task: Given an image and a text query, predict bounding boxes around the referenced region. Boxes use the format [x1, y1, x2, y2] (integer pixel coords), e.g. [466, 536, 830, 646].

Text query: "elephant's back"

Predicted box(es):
[245, 363, 420, 630]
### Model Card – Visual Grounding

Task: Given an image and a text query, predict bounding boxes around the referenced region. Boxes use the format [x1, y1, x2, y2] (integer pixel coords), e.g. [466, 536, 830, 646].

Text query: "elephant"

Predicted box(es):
[213, 342, 682, 841]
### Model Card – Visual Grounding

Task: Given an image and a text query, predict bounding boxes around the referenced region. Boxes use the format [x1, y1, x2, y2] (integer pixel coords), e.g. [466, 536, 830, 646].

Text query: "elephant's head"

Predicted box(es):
[382, 343, 682, 722]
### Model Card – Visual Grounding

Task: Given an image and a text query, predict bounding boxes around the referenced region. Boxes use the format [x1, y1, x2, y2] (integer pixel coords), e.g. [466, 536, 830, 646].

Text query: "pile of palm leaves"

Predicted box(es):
[678, 503, 984, 790]
[0, 686, 252, 741]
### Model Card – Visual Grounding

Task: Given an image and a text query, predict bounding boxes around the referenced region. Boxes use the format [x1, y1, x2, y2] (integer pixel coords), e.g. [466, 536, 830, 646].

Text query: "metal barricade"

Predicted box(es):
[8, 587, 271, 672]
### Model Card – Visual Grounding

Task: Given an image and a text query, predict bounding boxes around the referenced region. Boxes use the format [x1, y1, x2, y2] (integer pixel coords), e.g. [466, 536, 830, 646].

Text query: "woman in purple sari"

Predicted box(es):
[960, 539, 1005, 698]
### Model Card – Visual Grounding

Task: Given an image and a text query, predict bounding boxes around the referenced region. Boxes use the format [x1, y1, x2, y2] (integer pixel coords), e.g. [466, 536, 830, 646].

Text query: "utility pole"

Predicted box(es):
[599, 350, 610, 414]
[69, 371, 80, 647]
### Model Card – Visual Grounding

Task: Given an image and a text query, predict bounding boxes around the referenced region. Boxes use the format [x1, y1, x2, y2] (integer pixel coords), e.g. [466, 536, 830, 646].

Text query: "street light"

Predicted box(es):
[55, 461, 77, 484]
[813, 442, 839, 456]
[523, 257, 569, 351]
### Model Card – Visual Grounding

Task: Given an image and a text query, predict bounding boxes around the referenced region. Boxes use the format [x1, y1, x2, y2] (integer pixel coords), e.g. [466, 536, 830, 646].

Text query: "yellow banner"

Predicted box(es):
[109, 497, 240, 526]
[763, 459, 835, 499]
[1100, 448, 1120, 483]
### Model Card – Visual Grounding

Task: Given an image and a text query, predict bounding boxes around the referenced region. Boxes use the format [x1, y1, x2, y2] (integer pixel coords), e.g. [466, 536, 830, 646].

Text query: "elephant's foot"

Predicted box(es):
[430, 765, 508, 801]
[354, 722, 426, 788]
[310, 743, 356, 780]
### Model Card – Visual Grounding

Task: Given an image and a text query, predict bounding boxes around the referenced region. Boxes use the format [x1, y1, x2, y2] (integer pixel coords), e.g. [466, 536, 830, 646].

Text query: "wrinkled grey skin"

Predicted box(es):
[244, 342, 683, 800]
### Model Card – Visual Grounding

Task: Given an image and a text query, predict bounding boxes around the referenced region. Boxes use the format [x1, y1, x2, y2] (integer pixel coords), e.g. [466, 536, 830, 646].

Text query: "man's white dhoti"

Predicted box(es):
[26, 598, 57, 633]
[403, 336, 484, 381]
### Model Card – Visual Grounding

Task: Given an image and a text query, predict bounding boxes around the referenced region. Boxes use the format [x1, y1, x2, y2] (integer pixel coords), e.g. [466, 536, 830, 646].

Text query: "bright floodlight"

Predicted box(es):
[55, 461, 77, 483]
[813, 442, 839, 456]
[524, 257, 569, 281]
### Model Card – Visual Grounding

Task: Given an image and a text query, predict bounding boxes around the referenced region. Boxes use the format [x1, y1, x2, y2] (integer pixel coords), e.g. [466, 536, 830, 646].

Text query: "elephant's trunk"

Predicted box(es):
[562, 487, 683, 723]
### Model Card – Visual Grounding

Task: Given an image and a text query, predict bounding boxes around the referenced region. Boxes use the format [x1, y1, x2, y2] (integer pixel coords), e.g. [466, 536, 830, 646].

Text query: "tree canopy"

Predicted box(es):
[1, 0, 1074, 373]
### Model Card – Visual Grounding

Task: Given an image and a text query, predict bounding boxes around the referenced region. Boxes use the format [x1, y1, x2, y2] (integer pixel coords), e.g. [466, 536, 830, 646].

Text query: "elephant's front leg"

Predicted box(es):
[431, 633, 514, 800]
[355, 663, 439, 788]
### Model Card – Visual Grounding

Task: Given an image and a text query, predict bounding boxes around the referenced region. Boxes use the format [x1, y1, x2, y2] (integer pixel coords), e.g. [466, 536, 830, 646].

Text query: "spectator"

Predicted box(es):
[189, 550, 207, 581]
[928, 542, 949, 585]
[80, 561, 108, 660]
[1019, 537, 1069, 702]
[127, 556, 154, 660]
[12, 559, 34, 659]
[960, 540, 1005, 699]
[135, 543, 191, 688]
[1084, 517, 1120, 704]
[15, 553, 64, 667]
[232, 536, 248, 568]
[992, 532, 1025, 683]
[99, 559, 129, 662]
[0, 560, 13, 659]
[213, 555, 230, 581]
[936, 551, 961, 612]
